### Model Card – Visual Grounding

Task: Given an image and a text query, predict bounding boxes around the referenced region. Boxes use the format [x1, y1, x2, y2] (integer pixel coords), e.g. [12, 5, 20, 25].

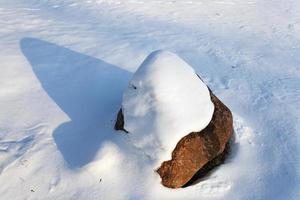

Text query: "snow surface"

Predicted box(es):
[0, 0, 300, 200]
[122, 50, 214, 163]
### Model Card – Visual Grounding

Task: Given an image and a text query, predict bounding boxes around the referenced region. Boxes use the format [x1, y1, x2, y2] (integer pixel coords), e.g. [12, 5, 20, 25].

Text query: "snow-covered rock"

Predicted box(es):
[119, 50, 215, 163]
[116, 50, 233, 188]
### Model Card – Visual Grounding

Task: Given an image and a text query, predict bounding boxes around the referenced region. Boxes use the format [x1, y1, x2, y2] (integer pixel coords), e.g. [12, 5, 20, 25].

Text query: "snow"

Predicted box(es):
[0, 0, 300, 200]
[122, 50, 214, 162]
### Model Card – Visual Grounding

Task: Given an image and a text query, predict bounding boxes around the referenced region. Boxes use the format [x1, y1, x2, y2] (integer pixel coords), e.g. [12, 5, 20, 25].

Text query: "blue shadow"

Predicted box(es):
[20, 37, 131, 168]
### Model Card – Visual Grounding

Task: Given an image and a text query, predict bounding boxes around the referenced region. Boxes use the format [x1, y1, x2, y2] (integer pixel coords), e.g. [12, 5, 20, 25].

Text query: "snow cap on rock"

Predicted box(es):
[122, 50, 214, 161]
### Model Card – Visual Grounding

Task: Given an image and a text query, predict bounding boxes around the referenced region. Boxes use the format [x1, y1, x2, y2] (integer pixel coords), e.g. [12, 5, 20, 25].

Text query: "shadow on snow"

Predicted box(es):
[20, 37, 131, 168]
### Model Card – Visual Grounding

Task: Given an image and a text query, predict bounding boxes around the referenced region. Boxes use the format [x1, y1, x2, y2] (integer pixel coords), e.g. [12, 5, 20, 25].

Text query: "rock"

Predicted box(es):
[115, 87, 233, 188]
[114, 50, 232, 189]
[156, 90, 233, 188]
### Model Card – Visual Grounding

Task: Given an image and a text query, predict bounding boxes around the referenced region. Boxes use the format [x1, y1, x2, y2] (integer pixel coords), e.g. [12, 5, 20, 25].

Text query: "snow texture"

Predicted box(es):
[0, 0, 299, 200]
[123, 50, 214, 162]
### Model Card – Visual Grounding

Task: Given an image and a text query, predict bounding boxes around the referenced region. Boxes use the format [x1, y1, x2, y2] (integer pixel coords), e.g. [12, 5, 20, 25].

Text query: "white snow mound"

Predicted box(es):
[122, 50, 214, 162]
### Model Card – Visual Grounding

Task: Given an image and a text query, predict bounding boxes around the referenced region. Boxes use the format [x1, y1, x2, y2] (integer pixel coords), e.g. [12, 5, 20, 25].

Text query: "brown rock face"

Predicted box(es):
[114, 82, 233, 189]
[156, 91, 233, 188]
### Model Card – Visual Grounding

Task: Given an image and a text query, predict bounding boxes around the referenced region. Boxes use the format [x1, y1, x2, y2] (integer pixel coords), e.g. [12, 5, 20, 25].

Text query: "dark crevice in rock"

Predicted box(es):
[114, 109, 128, 133]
